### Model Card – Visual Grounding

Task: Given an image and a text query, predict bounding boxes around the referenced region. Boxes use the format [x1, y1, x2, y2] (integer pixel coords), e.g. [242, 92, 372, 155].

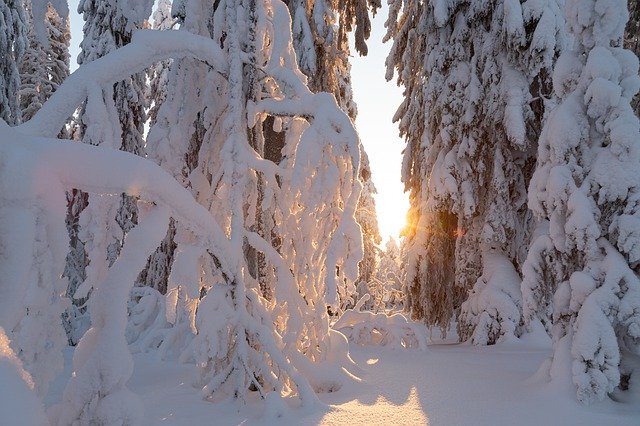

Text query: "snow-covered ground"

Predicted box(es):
[45, 335, 640, 426]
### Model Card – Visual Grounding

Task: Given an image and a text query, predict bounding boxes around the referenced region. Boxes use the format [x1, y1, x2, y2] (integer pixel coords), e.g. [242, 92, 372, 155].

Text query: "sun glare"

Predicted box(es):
[375, 193, 409, 244]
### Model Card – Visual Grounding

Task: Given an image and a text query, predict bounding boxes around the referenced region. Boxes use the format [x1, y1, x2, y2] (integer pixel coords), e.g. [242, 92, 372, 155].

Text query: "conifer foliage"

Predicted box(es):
[523, 0, 640, 404]
[63, 0, 154, 346]
[286, 0, 382, 310]
[8, 0, 71, 397]
[44, 3, 71, 100]
[19, 0, 49, 122]
[18, 1, 70, 125]
[625, 0, 640, 114]
[1, 0, 367, 417]
[3, 0, 640, 418]
[0, 0, 27, 125]
[385, 0, 565, 343]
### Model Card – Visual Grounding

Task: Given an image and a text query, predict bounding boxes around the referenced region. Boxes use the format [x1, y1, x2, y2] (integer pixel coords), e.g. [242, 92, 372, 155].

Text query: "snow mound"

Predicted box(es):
[333, 295, 429, 350]
[459, 249, 523, 345]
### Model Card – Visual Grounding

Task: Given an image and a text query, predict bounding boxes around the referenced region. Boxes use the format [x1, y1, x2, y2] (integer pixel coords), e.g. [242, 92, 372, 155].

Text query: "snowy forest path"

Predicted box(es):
[45, 340, 640, 425]
[316, 342, 639, 426]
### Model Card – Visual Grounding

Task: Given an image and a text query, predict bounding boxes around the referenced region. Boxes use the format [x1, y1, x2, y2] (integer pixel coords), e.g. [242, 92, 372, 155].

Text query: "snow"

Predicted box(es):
[44, 337, 640, 425]
[3, 0, 640, 422]
[524, 0, 640, 404]
[459, 249, 523, 345]
[334, 295, 429, 350]
[53, 205, 170, 425]
[20, 29, 228, 138]
[0, 328, 48, 426]
[31, 0, 68, 47]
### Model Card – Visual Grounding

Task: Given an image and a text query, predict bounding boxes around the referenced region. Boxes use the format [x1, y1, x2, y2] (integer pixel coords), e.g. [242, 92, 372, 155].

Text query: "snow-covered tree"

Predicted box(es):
[19, 0, 50, 122]
[353, 151, 382, 309]
[44, 2, 71, 99]
[135, 0, 177, 297]
[626, 0, 640, 114]
[334, 294, 428, 349]
[19, 1, 70, 125]
[182, 0, 364, 401]
[146, 0, 175, 127]
[1, 3, 365, 413]
[133, 0, 231, 355]
[287, 0, 381, 310]
[6, 0, 73, 396]
[8, 166, 69, 398]
[63, 0, 154, 345]
[523, 0, 640, 404]
[29, 0, 69, 47]
[376, 237, 404, 311]
[386, 0, 565, 342]
[0, 0, 27, 125]
[288, 0, 380, 106]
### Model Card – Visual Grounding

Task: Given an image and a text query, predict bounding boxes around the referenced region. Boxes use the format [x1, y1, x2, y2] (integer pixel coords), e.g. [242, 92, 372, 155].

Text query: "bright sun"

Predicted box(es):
[374, 190, 410, 244]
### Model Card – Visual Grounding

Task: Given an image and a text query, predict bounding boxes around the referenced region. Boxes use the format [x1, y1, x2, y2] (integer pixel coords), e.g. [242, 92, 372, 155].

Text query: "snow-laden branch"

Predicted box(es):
[2, 0, 365, 412]
[18, 29, 228, 138]
[2, 123, 232, 275]
[57, 205, 170, 425]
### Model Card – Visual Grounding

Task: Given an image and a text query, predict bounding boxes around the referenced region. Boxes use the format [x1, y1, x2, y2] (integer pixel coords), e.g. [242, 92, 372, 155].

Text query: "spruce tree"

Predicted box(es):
[626, 0, 640, 114]
[287, 0, 382, 310]
[63, 0, 153, 344]
[371, 237, 404, 312]
[523, 0, 640, 404]
[19, 2, 70, 125]
[354, 151, 382, 310]
[386, 0, 564, 342]
[9, 0, 71, 395]
[19, 0, 49, 122]
[44, 3, 70, 98]
[45, 3, 71, 141]
[0, 0, 27, 125]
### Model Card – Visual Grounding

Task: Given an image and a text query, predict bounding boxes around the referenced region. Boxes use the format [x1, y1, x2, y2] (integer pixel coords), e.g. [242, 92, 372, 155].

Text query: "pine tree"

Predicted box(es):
[386, 0, 564, 342]
[523, 0, 640, 404]
[0, 0, 27, 125]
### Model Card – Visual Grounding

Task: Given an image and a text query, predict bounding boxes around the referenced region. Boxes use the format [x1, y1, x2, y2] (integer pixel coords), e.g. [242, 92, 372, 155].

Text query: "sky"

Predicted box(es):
[349, 5, 409, 244]
[67, 1, 409, 245]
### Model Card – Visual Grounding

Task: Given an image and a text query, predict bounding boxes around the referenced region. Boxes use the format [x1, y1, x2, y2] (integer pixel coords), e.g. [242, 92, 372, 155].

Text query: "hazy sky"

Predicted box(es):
[67, 2, 409, 244]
